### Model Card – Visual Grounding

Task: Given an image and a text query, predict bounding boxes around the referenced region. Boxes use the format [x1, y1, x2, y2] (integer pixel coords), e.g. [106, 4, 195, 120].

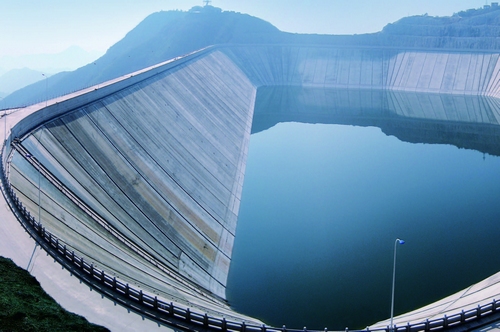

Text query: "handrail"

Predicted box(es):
[10, 140, 219, 305]
[4, 140, 500, 331]
[2, 47, 500, 331]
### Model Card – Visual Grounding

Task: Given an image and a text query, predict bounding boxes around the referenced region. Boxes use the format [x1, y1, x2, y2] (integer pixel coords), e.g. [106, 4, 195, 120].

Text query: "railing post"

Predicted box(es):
[203, 313, 209, 327]
[113, 277, 117, 290]
[282, 325, 287, 332]
[477, 305, 481, 318]
[460, 310, 465, 323]
[139, 290, 143, 303]
[154, 296, 158, 309]
[170, 302, 174, 316]
[443, 315, 448, 328]
[222, 318, 227, 332]
[260, 324, 266, 332]
[241, 321, 246, 332]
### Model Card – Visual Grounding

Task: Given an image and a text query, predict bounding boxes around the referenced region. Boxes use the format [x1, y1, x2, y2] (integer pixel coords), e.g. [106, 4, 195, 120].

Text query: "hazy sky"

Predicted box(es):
[1, 0, 488, 58]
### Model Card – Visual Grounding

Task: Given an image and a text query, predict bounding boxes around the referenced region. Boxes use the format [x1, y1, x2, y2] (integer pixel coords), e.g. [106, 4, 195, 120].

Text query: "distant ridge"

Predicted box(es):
[374, 5, 500, 49]
[0, 68, 46, 96]
[5, 5, 500, 108]
[3, 6, 283, 108]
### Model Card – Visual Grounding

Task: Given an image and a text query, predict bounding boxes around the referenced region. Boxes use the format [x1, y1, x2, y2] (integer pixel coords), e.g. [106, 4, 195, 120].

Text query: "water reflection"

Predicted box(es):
[227, 88, 500, 330]
[253, 87, 500, 156]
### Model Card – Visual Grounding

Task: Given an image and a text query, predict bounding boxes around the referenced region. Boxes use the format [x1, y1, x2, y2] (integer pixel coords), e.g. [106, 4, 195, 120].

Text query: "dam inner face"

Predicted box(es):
[226, 88, 500, 330]
[5, 46, 500, 330]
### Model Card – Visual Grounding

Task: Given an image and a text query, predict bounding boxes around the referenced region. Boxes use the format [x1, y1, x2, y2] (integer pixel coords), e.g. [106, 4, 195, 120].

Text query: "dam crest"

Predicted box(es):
[2, 45, 500, 330]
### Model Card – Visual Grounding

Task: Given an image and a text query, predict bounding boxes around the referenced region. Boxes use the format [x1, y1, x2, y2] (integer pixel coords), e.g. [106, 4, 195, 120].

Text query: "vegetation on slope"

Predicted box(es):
[378, 5, 500, 48]
[3, 5, 283, 108]
[0, 256, 109, 332]
[5, 4, 500, 108]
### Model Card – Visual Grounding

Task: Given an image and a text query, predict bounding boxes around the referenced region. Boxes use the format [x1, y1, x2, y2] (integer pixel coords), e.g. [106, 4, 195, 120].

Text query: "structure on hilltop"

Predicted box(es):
[3, 5, 500, 332]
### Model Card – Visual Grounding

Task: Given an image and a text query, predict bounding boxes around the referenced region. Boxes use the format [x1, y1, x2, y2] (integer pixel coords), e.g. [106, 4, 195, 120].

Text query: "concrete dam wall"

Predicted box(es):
[7, 49, 258, 322]
[6, 45, 500, 327]
[224, 46, 500, 96]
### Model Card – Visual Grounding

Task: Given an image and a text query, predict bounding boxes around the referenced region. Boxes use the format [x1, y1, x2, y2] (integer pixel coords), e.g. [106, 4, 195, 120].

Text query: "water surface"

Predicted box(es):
[226, 93, 500, 330]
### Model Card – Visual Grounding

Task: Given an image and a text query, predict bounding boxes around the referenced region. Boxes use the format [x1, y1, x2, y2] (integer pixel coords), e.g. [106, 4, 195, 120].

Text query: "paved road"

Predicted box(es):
[0, 101, 171, 332]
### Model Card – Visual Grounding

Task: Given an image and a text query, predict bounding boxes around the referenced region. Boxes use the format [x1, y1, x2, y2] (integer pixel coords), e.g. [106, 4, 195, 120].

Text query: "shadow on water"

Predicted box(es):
[227, 87, 500, 330]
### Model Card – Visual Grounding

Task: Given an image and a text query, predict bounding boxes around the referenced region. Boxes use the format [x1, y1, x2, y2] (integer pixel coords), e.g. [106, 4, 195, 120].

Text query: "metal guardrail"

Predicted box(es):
[1, 49, 500, 331]
[4, 140, 500, 332]
[10, 140, 218, 305]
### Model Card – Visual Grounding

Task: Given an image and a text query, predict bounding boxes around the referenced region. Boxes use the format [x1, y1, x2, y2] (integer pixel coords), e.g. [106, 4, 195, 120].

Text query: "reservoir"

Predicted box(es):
[226, 88, 500, 330]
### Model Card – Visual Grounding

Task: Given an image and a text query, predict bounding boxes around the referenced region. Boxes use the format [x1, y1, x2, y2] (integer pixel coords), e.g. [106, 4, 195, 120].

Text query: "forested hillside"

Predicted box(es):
[376, 5, 500, 49]
[5, 5, 500, 108]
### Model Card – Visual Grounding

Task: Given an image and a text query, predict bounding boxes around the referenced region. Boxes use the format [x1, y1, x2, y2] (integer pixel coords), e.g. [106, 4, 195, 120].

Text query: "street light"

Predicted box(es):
[24, 129, 44, 272]
[25, 152, 41, 224]
[25, 129, 44, 224]
[0, 97, 5, 144]
[42, 73, 48, 107]
[93, 62, 99, 89]
[390, 238, 405, 332]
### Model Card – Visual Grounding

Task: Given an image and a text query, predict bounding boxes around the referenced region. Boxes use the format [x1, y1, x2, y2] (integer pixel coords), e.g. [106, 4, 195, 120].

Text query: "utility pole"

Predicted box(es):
[42, 73, 48, 107]
[0, 97, 5, 144]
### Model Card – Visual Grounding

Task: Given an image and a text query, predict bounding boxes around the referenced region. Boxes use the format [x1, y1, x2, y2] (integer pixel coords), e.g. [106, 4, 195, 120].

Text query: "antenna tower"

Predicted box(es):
[203, 0, 212, 6]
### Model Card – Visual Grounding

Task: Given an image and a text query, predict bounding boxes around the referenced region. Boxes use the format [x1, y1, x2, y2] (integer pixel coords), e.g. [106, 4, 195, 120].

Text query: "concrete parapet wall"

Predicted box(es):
[223, 45, 500, 97]
[5, 44, 500, 328]
[10, 47, 213, 143]
[7, 48, 257, 321]
[386, 51, 500, 95]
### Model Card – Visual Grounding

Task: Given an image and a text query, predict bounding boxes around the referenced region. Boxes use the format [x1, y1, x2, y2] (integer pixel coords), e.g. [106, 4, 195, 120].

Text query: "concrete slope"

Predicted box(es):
[4, 44, 500, 330]
[7, 49, 258, 322]
[223, 46, 500, 97]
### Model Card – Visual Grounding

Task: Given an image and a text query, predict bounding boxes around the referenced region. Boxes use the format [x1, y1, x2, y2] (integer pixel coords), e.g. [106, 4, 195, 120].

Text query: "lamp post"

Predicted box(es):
[0, 97, 5, 144]
[25, 129, 44, 224]
[25, 152, 41, 224]
[25, 148, 40, 272]
[42, 73, 48, 107]
[25, 129, 44, 271]
[390, 238, 405, 332]
[93, 62, 99, 89]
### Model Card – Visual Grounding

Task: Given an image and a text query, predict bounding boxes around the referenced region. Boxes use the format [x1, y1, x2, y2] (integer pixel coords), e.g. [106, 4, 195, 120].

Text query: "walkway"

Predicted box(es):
[0, 104, 171, 332]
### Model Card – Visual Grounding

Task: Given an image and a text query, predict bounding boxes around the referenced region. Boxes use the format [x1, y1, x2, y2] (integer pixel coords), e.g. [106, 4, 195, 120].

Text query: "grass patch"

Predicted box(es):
[0, 256, 109, 332]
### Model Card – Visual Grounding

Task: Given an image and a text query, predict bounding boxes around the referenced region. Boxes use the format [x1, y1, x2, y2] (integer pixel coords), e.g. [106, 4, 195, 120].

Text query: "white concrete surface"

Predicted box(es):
[369, 271, 500, 329]
[3, 45, 500, 331]
[1, 106, 173, 332]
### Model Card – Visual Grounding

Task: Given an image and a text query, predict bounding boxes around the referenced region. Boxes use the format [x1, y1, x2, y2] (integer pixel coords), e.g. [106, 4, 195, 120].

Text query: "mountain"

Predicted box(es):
[374, 5, 500, 49]
[5, 5, 500, 108]
[3, 6, 284, 108]
[0, 46, 103, 74]
[0, 68, 47, 96]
